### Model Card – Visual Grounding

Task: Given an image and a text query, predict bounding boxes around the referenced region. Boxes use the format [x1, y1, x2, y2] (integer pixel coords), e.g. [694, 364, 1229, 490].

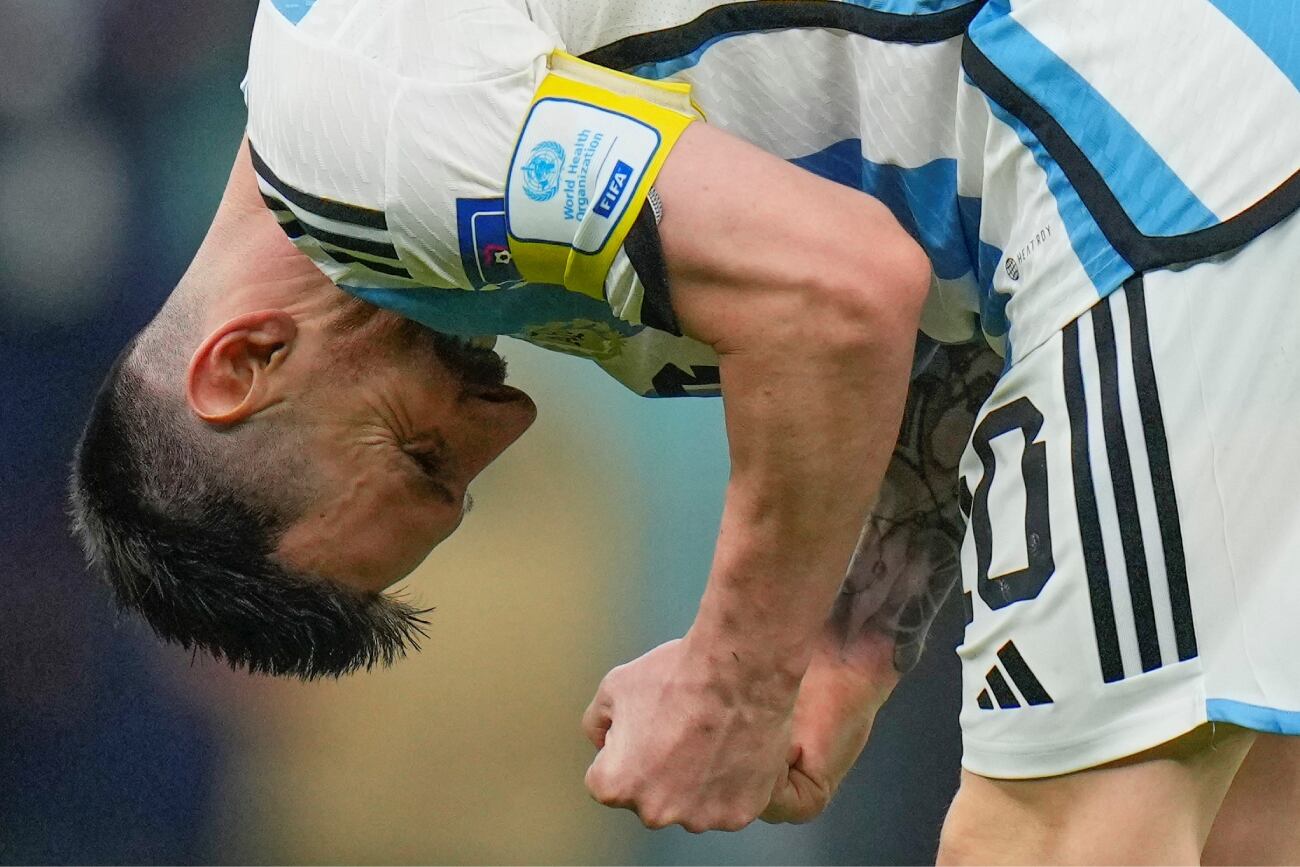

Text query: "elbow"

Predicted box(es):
[806, 214, 932, 352]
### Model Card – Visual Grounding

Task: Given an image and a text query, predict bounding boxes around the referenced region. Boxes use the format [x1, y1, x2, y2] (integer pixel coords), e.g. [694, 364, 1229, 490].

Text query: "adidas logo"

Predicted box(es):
[976, 641, 1053, 710]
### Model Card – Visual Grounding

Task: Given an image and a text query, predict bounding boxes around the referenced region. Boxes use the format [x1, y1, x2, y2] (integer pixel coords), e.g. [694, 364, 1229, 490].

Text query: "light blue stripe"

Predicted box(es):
[789, 140, 976, 282]
[958, 196, 1006, 292]
[1207, 699, 1300, 734]
[629, 35, 731, 80]
[971, 12, 1219, 237]
[270, 0, 317, 25]
[982, 96, 1132, 296]
[843, 0, 980, 12]
[1207, 0, 1300, 90]
[341, 283, 642, 340]
[788, 139, 1012, 336]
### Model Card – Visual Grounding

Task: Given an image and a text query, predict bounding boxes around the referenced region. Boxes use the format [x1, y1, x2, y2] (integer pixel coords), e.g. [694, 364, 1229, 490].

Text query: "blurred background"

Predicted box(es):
[0, 0, 964, 862]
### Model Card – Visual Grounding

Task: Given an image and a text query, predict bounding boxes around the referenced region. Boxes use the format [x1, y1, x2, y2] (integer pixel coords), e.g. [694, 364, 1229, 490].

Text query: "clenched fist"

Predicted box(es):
[763, 630, 899, 823]
[582, 636, 797, 833]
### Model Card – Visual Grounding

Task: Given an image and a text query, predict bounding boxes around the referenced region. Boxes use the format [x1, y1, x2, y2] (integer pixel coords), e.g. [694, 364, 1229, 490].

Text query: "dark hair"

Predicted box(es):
[68, 343, 427, 679]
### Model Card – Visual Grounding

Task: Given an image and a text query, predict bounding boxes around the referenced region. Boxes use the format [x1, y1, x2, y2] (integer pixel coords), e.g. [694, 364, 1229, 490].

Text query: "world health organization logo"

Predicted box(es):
[521, 140, 566, 202]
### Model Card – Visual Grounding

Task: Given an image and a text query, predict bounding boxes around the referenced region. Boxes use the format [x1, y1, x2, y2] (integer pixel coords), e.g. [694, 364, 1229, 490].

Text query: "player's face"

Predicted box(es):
[274, 306, 536, 592]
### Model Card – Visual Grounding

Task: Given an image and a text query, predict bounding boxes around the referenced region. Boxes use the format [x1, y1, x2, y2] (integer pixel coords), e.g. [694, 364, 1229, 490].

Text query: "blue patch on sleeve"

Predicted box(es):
[1207, 0, 1300, 90]
[970, 10, 1218, 239]
[456, 198, 524, 290]
[270, 0, 318, 25]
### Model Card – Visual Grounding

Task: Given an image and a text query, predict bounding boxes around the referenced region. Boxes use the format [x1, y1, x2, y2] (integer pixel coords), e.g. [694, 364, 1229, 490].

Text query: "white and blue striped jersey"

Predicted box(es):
[960, 0, 1300, 363]
[242, 0, 985, 396]
[242, 0, 1299, 393]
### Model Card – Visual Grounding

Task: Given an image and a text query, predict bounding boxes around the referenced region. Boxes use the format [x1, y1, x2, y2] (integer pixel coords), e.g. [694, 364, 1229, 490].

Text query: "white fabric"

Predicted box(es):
[958, 209, 1300, 778]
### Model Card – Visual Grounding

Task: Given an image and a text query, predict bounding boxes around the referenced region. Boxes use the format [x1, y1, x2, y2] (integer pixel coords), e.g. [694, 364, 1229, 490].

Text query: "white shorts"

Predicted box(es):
[957, 207, 1300, 780]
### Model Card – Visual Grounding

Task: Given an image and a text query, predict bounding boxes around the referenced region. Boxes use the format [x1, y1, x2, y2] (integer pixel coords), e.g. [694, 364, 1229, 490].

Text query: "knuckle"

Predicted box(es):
[724, 810, 758, 832]
[639, 810, 670, 831]
[584, 766, 615, 802]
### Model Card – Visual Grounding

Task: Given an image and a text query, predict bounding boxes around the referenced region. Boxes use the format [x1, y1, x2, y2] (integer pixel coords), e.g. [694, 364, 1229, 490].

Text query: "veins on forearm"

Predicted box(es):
[828, 341, 1001, 673]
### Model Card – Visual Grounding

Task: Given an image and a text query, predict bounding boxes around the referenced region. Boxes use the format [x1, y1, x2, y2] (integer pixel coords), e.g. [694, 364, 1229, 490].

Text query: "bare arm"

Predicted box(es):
[832, 340, 1001, 673]
[582, 123, 931, 831]
[763, 340, 1002, 824]
[661, 123, 931, 690]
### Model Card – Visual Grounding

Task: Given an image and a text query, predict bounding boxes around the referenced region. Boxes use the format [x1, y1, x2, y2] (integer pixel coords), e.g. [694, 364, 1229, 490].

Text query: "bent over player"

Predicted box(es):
[69, 0, 1300, 861]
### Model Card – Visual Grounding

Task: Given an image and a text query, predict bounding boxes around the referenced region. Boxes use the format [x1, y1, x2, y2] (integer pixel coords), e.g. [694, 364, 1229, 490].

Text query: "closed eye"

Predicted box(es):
[402, 445, 456, 506]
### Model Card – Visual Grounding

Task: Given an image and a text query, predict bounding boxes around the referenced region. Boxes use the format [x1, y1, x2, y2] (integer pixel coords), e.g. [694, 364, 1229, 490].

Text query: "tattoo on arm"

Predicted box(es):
[829, 340, 1002, 673]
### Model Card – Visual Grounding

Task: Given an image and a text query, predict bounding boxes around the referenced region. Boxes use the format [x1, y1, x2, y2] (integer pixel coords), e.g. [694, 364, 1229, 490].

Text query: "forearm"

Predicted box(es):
[690, 318, 921, 688]
[652, 127, 932, 693]
[758, 343, 1003, 829]
[579, 122, 943, 831]
[828, 341, 1002, 673]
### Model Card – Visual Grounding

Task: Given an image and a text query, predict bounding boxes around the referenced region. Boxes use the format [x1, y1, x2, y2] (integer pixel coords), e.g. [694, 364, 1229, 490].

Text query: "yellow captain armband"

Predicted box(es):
[505, 51, 702, 301]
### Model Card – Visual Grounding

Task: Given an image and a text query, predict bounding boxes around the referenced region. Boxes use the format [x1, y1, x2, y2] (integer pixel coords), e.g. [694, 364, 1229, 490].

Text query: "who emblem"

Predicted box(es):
[521, 140, 566, 203]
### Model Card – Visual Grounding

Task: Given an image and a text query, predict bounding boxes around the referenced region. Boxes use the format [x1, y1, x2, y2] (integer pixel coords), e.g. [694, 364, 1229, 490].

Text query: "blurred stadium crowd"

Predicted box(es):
[0, 0, 964, 862]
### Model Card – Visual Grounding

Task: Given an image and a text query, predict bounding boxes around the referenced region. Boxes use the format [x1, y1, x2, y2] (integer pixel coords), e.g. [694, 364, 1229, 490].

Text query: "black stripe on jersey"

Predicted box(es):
[261, 193, 290, 215]
[280, 219, 306, 240]
[1124, 278, 1198, 661]
[582, 0, 985, 71]
[248, 143, 388, 231]
[624, 202, 682, 336]
[976, 688, 993, 710]
[303, 225, 403, 262]
[996, 641, 1052, 705]
[1062, 319, 1125, 684]
[961, 39, 1300, 272]
[986, 666, 1020, 709]
[962, 590, 974, 626]
[1092, 299, 1163, 674]
[321, 250, 412, 280]
[259, 191, 402, 260]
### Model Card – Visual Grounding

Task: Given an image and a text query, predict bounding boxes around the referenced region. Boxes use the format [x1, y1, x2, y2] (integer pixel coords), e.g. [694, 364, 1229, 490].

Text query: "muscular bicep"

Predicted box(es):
[650, 122, 932, 354]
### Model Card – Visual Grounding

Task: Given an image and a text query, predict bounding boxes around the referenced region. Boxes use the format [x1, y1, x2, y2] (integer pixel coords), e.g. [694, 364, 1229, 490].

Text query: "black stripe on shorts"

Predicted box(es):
[997, 641, 1052, 705]
[1062, 319, 1125, 684]
[1092, 299, 1163, 673]
[1123, 277, 1198, 661]
[986, 666, 1020, 709]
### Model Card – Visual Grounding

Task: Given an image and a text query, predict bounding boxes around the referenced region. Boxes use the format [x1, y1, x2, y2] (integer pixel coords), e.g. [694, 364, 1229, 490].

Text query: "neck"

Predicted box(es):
[187, 138, 341, 329]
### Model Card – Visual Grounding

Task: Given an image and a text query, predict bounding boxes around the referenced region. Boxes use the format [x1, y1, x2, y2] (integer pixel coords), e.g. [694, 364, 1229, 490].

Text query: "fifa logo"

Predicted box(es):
[593, 161, 634, 218]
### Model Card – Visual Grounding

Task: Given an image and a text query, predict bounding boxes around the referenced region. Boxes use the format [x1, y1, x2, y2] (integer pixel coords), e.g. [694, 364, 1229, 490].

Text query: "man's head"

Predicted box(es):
[69, 144, 536, 678]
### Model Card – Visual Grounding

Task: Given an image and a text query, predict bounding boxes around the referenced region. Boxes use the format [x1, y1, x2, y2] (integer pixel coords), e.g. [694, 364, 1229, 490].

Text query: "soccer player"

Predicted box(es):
[69, 0, 1300, 860]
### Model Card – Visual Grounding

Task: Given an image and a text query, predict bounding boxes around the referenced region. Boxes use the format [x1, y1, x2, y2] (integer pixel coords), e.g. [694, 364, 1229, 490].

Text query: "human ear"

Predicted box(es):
[186, 310, 298, 424]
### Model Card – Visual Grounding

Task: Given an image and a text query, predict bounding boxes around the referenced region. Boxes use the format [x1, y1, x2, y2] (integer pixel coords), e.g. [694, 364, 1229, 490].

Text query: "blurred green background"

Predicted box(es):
[0, 1, 964, 862]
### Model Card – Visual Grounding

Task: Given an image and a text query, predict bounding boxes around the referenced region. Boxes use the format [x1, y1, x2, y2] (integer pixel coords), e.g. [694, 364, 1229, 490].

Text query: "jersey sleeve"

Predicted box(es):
[501, 52, 700, 310]
[243, 0, 717, 396]
[382, 18, 702, 326]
